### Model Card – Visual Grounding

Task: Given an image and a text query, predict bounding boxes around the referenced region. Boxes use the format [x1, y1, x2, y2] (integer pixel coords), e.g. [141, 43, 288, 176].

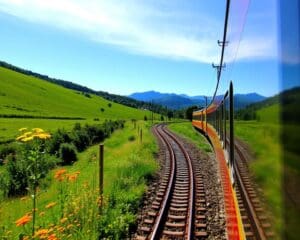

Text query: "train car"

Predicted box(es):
[192, 82, 235, 184]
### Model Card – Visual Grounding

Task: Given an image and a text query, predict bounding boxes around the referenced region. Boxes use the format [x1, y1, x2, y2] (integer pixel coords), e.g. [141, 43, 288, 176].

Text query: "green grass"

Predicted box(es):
[235, 120, 282, 233]
[256, 103, 280, 123]
[168, 121, 212, 153]
[0, 121, 158, 238]
[0, 118, 96, 143]
[0, 67, 158, 142]
[235, 103, 282, 237]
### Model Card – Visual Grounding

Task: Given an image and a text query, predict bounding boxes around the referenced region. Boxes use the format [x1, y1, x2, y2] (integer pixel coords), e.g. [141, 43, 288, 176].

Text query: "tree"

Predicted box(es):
[167, 111, 174, 121]
[185, 106, 199, 121]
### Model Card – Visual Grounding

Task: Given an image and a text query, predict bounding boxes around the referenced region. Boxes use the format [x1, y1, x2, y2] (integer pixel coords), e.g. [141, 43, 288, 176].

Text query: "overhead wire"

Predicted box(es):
[209, 0, 231, 106]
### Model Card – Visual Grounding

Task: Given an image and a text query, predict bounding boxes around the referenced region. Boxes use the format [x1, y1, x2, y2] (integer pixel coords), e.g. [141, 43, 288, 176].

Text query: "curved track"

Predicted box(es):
[233, 141, 274, 240]
[136, 124, 207, 239]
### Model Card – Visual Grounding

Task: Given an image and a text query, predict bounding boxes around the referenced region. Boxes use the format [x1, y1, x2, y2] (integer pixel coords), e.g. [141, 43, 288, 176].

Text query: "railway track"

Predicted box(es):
[136, 124, 208, 239]
[233, 141, 275, 240]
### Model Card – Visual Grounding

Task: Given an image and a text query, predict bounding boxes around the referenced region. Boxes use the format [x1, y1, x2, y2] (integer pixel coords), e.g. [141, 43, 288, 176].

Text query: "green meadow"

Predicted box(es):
[0, 66, 161, 239]
[0, 121, 157, 239]
[168, 122, 212, 153]
[0, 67, 157, 143]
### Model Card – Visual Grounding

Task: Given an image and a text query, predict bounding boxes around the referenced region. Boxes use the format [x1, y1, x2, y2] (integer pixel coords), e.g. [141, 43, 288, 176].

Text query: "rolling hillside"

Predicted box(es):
[0, 67, 157, 142]
[0, 61, 167, 115]
[0, 67, 153, 119]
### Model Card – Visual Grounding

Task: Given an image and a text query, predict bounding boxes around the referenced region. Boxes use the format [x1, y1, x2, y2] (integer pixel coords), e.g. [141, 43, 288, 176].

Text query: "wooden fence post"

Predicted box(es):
[99, 143, 104, 211]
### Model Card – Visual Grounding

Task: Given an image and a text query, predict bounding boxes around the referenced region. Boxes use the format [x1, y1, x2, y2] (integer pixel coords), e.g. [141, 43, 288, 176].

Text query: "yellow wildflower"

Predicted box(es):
[16, 128, 51, 142]
[60, 217, 68, 224]
[39, 211, 45, 217]
[66, 224, 73, 229]
[35, 133, 51, 139]
[21, 136, 34, 142]
[32, 128, 44, 133]
[45, 202, 57, 209]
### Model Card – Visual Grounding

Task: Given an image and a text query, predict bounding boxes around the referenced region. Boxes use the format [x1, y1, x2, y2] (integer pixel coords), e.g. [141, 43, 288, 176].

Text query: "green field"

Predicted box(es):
[0, 121, 157, 239]
[168, 122, 212, 153]
[0, 67, 157, 143]
[0, 118, 95, 144]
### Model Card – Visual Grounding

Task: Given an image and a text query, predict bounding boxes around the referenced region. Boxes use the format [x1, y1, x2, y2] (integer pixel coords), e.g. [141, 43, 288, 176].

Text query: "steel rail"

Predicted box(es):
[234, 143, 267, 240]
[161, 126, 195, 239]
[149, 125, 176, 240]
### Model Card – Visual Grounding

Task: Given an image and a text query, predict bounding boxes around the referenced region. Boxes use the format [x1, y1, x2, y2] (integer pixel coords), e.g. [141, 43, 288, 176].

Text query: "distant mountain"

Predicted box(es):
[129, 91, 267, 110]
[129, 91, 168, 102]
[153, 95, 195, 110]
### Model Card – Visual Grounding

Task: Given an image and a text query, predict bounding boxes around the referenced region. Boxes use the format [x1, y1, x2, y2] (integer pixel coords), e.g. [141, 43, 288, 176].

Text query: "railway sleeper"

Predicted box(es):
[165, 222, 186, 228]
[195, 215, 206, 220]
[196, 207, 206, 212]
[170, 202, 188, 207]
[147, 211, 157, 217]
[140, 226, 151, 233]
[173, 190, 189, 195]
[144, 218, 154, 224]
[172, 199, 188, 204]
[169, 207, 187, 212]
[173, 196, 188, 200]
[174, 184, 189, 188]
[168, 214, 186, 220]
[195, 223, 207, 228]
[163, 230, 184, 237]
[194, 231, 208, 237]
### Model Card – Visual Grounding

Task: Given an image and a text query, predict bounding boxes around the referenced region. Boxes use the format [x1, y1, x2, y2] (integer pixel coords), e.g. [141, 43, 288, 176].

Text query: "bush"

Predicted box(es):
[59, 143, 77, 165]
[0, 143, 20, 164]
[72, 129, 90, 152]
[4, 154, 28, 196]
[0, 147, 58, 197]
[46, 129, 72, 156]
[128, 135, 135, 142]
[73, 123, 81, 131]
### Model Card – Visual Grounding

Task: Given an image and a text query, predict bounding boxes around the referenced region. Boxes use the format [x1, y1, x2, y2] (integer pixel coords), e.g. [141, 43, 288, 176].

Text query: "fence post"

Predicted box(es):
[140, 128, 143, 143]
[99, 144, 104, 211]
[229, 81, 235, 183]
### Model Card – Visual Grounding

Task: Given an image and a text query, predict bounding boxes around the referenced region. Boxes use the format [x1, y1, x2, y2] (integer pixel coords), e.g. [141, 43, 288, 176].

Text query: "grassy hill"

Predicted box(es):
[0, 67, 157, 142]
[0, 61, 167, 116]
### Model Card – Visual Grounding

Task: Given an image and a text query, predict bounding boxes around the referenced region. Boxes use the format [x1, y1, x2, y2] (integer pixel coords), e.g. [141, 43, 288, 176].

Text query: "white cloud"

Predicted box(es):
[0, 0, 277, 63]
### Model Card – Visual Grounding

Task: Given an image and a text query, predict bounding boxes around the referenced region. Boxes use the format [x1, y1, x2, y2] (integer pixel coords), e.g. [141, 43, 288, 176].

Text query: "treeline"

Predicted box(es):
[0, 114, 85, 120]
[0, 61, 170, 116]
[234, 88, 300, 121]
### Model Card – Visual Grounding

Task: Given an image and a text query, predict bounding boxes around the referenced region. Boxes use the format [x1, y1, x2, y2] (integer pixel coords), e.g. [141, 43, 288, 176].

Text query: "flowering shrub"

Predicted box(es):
[15, 128, 51, 237]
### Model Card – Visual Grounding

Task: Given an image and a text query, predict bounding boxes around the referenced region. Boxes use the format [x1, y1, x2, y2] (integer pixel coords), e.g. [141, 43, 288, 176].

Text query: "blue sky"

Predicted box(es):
[0, 0, 283, 97]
